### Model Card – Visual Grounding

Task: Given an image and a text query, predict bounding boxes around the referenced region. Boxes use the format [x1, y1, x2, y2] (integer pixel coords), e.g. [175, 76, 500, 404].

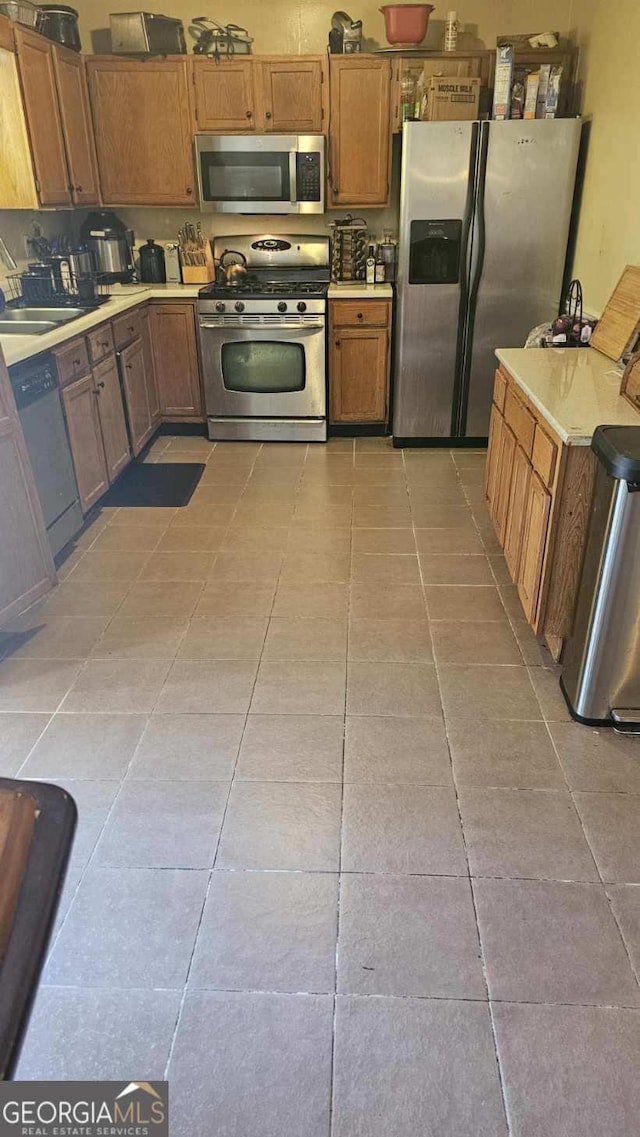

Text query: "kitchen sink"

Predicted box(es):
[0, 320, 59, 335]
[2, 307, 88, 323]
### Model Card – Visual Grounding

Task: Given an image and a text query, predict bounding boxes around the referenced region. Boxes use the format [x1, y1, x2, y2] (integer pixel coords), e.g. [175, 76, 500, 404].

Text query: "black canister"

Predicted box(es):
[138, 239, 166, 284]
[37, 6, 81, 51]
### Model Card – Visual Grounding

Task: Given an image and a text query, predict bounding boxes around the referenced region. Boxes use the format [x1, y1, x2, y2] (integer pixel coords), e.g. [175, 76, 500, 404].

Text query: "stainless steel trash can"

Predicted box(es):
[561, 425, 640, 732]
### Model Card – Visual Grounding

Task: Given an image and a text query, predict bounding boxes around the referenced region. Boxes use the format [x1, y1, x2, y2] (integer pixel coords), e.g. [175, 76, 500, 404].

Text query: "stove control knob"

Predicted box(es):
[277, 301, 288, 313]
[235, 301, 245, 313]
[215, 301, 226, 313]
[297, 301, 307, 313]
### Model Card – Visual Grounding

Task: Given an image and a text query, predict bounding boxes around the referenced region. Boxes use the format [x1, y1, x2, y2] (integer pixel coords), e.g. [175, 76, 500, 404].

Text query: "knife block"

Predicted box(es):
[179, 241, 215, 284]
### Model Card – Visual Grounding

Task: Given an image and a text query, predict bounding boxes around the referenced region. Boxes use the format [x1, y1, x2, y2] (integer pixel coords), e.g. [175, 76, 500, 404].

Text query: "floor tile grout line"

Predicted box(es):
[415, 451, 512, 1137]
[328, 482, 352, 1137]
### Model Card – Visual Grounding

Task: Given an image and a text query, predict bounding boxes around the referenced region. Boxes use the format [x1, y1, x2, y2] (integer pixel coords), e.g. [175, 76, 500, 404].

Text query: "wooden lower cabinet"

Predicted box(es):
[518, 472, 552, 624]
[486, 365, 594, 650]
[119, 337, 152, 456]
[329, 299, 391, 426]
[0, 345, 55, 625]
[92, 354, 130, 480]
[149, 303, 202, 418]
[504, 443, 531, 579]
[140, 306, 160, 426]
[61, 374, 109, 513]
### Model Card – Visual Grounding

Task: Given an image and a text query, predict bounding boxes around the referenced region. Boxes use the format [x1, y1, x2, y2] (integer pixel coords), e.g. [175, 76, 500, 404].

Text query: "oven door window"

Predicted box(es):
[221, 341, 305, 393]
[201, 152, 291, 203]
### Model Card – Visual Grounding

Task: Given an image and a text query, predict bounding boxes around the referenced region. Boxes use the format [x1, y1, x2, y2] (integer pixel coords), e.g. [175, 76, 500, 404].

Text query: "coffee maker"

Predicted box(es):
[79, 211, 134, 283]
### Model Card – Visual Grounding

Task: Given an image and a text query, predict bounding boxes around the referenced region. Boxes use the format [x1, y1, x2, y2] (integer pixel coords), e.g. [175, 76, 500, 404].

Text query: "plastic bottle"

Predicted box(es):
[444, 11, 458, 51]
[400, 69, 416, 122]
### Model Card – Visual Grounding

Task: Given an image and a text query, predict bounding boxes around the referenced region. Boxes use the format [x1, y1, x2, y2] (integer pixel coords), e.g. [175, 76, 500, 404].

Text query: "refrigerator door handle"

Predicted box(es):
[457, 120, 489, 436]
[451, 121, 480, 436]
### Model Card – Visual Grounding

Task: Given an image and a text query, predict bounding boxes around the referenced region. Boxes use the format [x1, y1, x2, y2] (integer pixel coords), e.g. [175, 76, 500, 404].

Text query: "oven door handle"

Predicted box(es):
[198, 321, 325, 332]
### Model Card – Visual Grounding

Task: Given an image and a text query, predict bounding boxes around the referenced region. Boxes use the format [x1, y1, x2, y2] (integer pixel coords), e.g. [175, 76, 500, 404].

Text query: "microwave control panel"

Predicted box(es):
[296, 153, 322, 202]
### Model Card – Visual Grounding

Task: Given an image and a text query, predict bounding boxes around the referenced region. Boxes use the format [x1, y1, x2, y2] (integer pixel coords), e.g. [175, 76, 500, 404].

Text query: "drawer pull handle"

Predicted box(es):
[357, 312, 363, 320]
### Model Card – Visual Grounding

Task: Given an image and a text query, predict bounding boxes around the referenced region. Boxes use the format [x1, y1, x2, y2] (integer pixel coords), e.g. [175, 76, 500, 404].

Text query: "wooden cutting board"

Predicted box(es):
[0, 789, 36, 960]
[591, 265, 640, 361]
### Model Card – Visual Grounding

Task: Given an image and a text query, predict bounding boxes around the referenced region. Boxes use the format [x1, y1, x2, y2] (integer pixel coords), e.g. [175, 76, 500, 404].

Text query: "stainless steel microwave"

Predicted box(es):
[194, 134, 325, 214]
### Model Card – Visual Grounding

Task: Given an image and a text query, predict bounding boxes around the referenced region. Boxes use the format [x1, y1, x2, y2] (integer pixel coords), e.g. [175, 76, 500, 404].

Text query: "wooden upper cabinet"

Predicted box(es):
[14, 26, 71, 206]
[149, 302, 202, 418]
[0, 345, 55, 626]
[51, 45, 99, 206]
[257, 58, 324, 133]
[87, 58, 195, 205]
[193, 58, 255, 131]
[0, 40, 38, 208]
[329, 56, 391, 207]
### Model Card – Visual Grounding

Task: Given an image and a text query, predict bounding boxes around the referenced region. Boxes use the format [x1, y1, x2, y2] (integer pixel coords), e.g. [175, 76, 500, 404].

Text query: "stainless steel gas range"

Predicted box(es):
[197, 234, 330, 442]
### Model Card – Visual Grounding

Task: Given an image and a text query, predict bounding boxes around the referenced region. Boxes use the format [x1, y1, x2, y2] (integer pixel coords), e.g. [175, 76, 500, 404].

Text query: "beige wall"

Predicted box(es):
[75, 0, 576, 55]
[568, 0, 640, 314]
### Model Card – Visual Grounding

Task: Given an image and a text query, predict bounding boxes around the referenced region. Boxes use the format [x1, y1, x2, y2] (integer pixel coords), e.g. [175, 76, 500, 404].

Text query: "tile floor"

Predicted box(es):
[2, 434, 640, 1135]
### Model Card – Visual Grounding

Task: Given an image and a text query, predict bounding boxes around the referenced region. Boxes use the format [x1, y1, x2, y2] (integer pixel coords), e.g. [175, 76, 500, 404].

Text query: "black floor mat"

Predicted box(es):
[101, 462, 205, 508]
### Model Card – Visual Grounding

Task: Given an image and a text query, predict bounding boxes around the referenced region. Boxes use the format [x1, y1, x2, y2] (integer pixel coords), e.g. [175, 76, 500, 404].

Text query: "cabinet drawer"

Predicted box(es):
[532, 424, 558, 488]
[331, 301, 389, 328]
[494, 368, 508, 413]
[113, 309, 142, 349]
[54, 337, 90, 387]
[87, 323, 114, 365]
[504, 385, 535, 457]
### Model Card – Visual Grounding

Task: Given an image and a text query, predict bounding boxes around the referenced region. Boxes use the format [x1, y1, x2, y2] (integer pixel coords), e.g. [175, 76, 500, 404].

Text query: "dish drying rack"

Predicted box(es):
[178, 223, 215, 284]
[4, 270, 110, 308]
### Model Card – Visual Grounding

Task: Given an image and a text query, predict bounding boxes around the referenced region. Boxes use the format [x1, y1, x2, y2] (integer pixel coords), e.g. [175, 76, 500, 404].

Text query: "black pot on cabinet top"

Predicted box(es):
[36, 5, 81, 51]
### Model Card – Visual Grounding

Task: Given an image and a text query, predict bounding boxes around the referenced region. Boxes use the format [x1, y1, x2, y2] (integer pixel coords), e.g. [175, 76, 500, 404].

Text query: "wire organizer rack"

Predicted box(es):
[4, 270, 110, 308]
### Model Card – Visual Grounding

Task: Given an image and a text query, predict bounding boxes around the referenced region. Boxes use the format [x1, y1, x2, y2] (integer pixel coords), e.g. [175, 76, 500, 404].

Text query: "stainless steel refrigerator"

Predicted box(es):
[392, 118, 581, 444]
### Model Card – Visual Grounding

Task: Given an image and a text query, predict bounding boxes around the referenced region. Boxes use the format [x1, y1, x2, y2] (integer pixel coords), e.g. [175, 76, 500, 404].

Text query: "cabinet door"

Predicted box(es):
[330, 327, 389, 424]
[329, 57, 391, 207]
[485, 402, 502, 515]
[119, 338, 152, 457]
[87, 59, 195, 205]
[14, 27, 71, 206]
[61, 375, 109, 513]
[493, 422, 516, 546]
[518, 471, 552, 626]
[258, 58, 323, 132]
[52, 45, 99, 206]
[149, 303, 202, 417]
[0, 44, 38, 208]
[504, 444, 532, 580]
[140, 306, 160, 426]
[93, 354, 130, 481]
[193, 59, 255, 132]
[0, 345, 55, 626]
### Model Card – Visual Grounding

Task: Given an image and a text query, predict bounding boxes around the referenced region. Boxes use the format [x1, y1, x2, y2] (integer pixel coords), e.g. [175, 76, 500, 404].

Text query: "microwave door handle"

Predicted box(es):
[289, 151, 297, 204]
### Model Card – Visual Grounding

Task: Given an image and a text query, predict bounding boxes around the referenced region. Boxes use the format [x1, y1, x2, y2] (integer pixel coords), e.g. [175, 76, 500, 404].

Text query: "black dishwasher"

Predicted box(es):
[10, 355, 83, 558]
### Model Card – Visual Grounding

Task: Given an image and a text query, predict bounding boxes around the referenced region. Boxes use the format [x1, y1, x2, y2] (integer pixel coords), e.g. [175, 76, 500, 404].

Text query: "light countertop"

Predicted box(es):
[2, 281, 395, 368]
[328, 283, 393, 299]
[495, 347, 640, 446]
[1, 283, 201, 368]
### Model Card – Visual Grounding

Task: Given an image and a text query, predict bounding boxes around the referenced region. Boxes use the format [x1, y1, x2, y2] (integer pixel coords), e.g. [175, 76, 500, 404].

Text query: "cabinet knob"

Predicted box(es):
[75, 184, 83, 193]
[95, 380, 105, 391]
[357, 312, 363, 320]
[245, 110, 252, 118]
[335, 339, 341, 347]
[186, 187, 193, 195]
[265, 110, 272, 119]
[73, 358, 81, 366]
[125, 363, 132, 370]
